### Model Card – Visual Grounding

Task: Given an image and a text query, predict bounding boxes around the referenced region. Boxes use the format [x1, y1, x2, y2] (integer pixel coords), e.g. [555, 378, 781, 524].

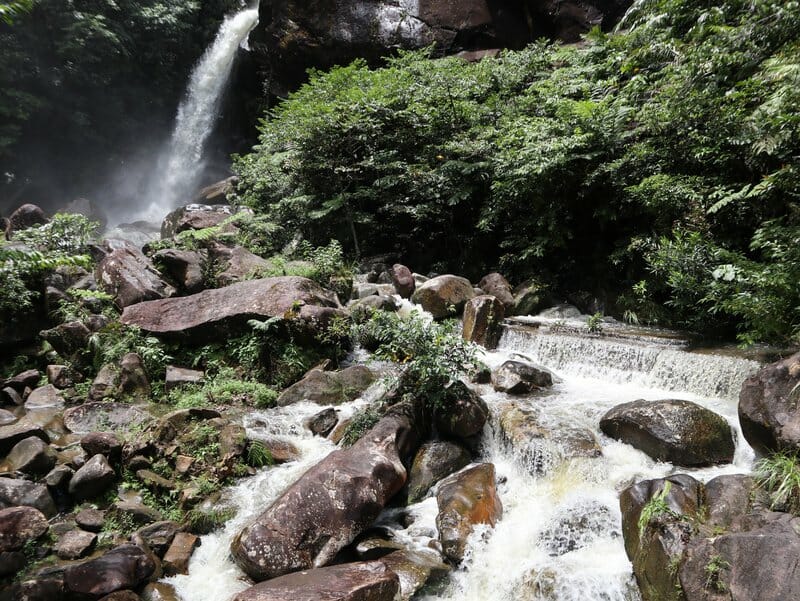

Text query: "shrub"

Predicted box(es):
[755, 452, 800, 514]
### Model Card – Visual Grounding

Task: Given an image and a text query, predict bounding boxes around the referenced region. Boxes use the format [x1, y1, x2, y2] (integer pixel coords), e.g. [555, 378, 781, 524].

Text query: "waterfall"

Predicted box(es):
[138, 6, 259, 222]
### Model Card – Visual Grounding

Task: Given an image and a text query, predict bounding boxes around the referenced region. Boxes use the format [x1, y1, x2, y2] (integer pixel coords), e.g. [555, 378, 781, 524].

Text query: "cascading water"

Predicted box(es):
[135, 5, 259, 223]
[167, 317, 761, 601]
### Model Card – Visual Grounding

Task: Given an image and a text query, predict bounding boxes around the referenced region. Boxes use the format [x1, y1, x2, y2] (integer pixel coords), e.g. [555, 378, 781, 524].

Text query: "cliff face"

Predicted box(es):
[250, 0, 633, 94]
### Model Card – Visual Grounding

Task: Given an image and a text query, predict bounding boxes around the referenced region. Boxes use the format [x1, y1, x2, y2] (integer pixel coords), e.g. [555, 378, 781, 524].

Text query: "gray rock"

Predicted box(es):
[477, 273, 515, 311]
[136, 521, 181, 557]
[7, 437, 57, 475]
[55, 529, 97, 559]
[0, 506, 49, 552]
[24, 385, 65, 410]
[75, 508, 106, 533]
[119, 353, 151, 401]
[0, 420, 50, 456]
[46, 365, 81, 389]
[44, 465, 74, 489]
[305, 408, 338, 437]
[69, 454, 116, 501]
[63, 402, 152, 435]
[63, 543, 157, 599]
[411, 275, 475, 319]
[0, 478, 56, 516]
[95, 239, 176, 308]
[164, 366, 204, 393]
[277, 365, 375, 406]
[408, 441, 471, 503]
[152, 249, 204, 293]
[491, 360, 553, 394]
[88, 364, 120, 401]
[0, 410, 17, 426]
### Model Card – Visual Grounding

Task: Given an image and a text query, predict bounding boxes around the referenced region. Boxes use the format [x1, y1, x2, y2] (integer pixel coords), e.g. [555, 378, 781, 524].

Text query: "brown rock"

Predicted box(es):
[46, 365, 82, 389]
[96, 239, 176, 308]
[119, 353, 151, 401]
[136, 521, 181, 558]
[209, 243, 270, 287]
[477, 273, 515, 311]
[162, 532, 199, 576]
[408, 441, 471, 503]
[56, 529, 97, 559]
[24, 384, 65, 410]
[69, 454, 116, 501]
[5, 204, 47, 239]
[63, 402, 152, 435]
[462, 295, 504, 349]
[7, 436, 57, 474]
[151, 249, 204, 293]
[75, 508, 106, 532]
[389, 264, 415, 298]
[411, 275, 475, 319]
[434, 381, 488, 441]
[0, 507, 48, 552]
[63, 544, 157, 599]
[164, 366, 204, 393]
[491, 360, 553, 394]
[277, 365, 374, 406]
[306, 407, 338, 437]
[0, 478, 56, 516]
[0, 420, 48, 455]
[160, 204, 238, 239]
[81, 432, 123, 463]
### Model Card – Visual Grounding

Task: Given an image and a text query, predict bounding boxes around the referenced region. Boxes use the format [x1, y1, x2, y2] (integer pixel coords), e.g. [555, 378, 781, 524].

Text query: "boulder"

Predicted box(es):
[56, 529, 97, 560]
[76, 508, 106, 533]
[511, 279, 546, 316]
[349, 295, 399, 320]
[0, 551, 26, 578]
[436, 463, 502, 563]
[0, 577, 63, 600]
[151, 249, 204, 293]
[259, 438, 300, 464]
[39, 320, 92, 358]
[63, 402, 152, 435]
[462, 295, 504, 349]
[2, 369, 40, 392]
[46, 364, 82, 389]
[600, 399, 735, 467]
[306, 407, 338, 437]
[119, 353, 151, 401]
[411, 275, 475, 319]
[4, 204, 48, 239]
[0, 410, 16, 426]
[231, 403, 423, 581]
[164, 366, 204, 392]
[160, 204, 238, 239]
[739, 351, 800, 453]
[120, 276, 344, 341]
[434, 382, 488, 440]
[45, 465, 74, 489]
[0, 478, 56, 516]
[378, 550, 450, 600]
[161, 532, 199, 576]
[209, 243, 270, 286]
[389, 264, 415, 298]
[88, 364, 120, 401]
[7, 437, 57, 474]
[0, 507, 48, 552]
[477, 273, 515, 311]
[231, 561, 399, 601]
[114, 499, 163, 526]
[81, 432, 123, 463]
[491, 360, 553, 394]
[69, 454, 116, 501]
[63, 543, 157, 599]
[407, 441, 471, 503]
[0, 420, 48, 455]
[136, 521, 181, 557]
[24, 384, 65, 410]
[96, 239, 176, 308]
[277, 365, 375, 406]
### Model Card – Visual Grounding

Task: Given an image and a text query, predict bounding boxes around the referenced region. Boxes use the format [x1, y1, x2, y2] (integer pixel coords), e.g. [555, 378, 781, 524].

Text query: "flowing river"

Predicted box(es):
[166, 314, 761, 601]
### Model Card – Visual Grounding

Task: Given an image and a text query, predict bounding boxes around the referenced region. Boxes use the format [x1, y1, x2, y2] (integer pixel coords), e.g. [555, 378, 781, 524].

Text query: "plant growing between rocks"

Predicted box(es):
[755, 452, 800, 514]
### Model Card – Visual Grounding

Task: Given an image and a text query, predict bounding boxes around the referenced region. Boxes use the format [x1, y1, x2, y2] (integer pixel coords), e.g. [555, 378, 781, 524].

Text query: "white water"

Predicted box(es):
[136, 6, 259, 223]
[168, 319, 761, 601]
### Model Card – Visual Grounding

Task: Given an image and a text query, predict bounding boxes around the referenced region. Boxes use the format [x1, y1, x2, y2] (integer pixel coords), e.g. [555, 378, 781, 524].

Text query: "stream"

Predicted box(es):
[166, 315, 760, 601]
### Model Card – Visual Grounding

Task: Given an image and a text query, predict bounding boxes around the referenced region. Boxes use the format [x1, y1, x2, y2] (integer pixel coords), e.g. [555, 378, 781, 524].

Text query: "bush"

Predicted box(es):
[755, 452, 800, 514]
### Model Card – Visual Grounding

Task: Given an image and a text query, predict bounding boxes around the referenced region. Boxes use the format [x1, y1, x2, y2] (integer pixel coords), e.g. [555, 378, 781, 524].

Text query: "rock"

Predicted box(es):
[462, 295, 504, 349]
[96, 239, 176, 308]
[0, 420, 48, 455]
[477, 273, 515, 311]
[379, 550, 450, 600]
[63, 543, 157, 599]
[704, 474, 754, 531]
[739, 351, 800, 453]
[511, 279, 546, 316]
[160, 204, 238, 239]
[219, 423, 247, 457]
[194, 177, 239, 204]
[433, 382, 488, 440]
[119, 353, 151, 401]
[537, 499, 618, 557]
[136, 521, 181, 557]
[259, 438, 300, 464]
[0, 410, 17, 426]
[114, 499, 163, 526]
[45, 465, 74, 489]
[56, 529, 97, 559]
[436, 463, 502, 563]
[539, 303, 581, 319]
[164, 366, 204, 392]
[306, 407, 338, 437]
[5, 204, 47, 239]
[0, 387, 23, 406]
[230, 561, 399, 601]
[174, 456, 193, 475]
[63, 402, 152, 435]
[0, 507, 48, 552]
[120, 276, 344, 341]
[81, 432, 123, 463]
[7, 437, 57, 474]
[162, 532, 199, 576]
[209, 243, 270, 287]
[390, 264, 415, 298]
[350, 295, 399, 320]
[39, 320, 92, 358]
[277, 365, 375, 406]
[411, 275, 475, 319]
[75, 508, 106, 532]
[408, 441, 471, 503]
[0, 577, 63, 600]
[151, 249, 204, 293]
[46, 365, 81, 389]
[0, 551, 26, 578]
[69, 454, 116, 501]
[136, 470, 175, 491]
[88, 364, 121, 401]
[140, 582, 180, 601]
[2, 369, 40, 392]
[0, 478, 56, 516]
[231, 404, 423, 580]
[491, 360, 553, 394]
[24, 385, 65, 410]
[600, 399, 735, 467]
[99, 591, 142, 601]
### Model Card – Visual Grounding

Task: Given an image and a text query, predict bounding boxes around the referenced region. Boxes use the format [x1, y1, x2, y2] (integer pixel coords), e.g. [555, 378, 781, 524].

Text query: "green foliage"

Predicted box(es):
[340, 406, 382, 447]
[704, 554, 730, 592]
[0, 0, 32, 25]
[168, 370, 278, 409]
[185, 507, 235, 534]
[638, 481, 678, 537]
[88, 323, 172, 378]
[246, 439, 273, 468]
[755, 451, 800, 514]
[587, 312, 604, 333]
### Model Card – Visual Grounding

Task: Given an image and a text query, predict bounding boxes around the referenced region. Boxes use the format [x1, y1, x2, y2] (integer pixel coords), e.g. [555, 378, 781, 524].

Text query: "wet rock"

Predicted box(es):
[75, 508, 106, 533]
[231, 404, 423, 580]
[160, 204, 238, 239]
[0, 507, 48, 552]
[46, 365, 82, 389]
[491, 360, 553, 394]
[477, 273, 515, 311]
[462, 295, 504, 349]
[259, 438, 300, 464]
[231, 561, 399, 601]
[162, 532, 199, 576]
[0, 478, 56, 516]
[56, 529, 97, 559]
[379, 549, 450, 600]
[537, 499, 618, 557]
[63, 402, 152, 435]
[96, 239, 176, 308]
[24, 385, 65, 410]
[119, 353, 150, 401]
[306, 407, 338, 437]
[100, 591, 142, 601]
[63, 543, 157, 599]
[69, 454, 116, 501]
[277, 365, 375, 406]
[4, 204, 48, 239]
[434, 381, 488, 440]
[411, 275, 475, 319]
[151, 249, 204, 293]
[407, 441, 471, 503]
[0, 551, 26, 578]
[436, 463, 502, 563]
[600, 399, 735, 467]
[7, 436, 57, 474]
[164, 366, 204, 393]
[739, 351, 800, 453]
[390, 264, 415, 299]
[120, 276, 344, 341]
[82, 432, 123, 463]
[704, 474, 754, 531]
[2, 369, 40, 393]
[140, 582, 180, 601]
[136, 521, 181, 558]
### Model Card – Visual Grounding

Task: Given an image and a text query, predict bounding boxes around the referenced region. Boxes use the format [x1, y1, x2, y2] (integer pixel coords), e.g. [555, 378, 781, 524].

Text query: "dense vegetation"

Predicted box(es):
[233, 0, 800, 345]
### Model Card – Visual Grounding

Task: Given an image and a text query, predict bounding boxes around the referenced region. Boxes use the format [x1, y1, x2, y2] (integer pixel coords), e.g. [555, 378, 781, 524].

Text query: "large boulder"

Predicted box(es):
[0, 478, 56, 516]
[69, 454, 116, 501]
[277, 365, 375, 406]
[491, 360, 553, 394]
[160, 204, 240, 239]
[0, 420, 49, 455]
[0, 507, 48, 552]
[434, 382, 488, 440]
[739, 351, 800, 453]
[7, 437, 56, 475]
[208, 243, 270, 286]
[407, 441, 471, 503]
[477, 273, 515, 311]
[436, 463, 502, 563]
[63, 402, 152, 435]
[4, 204, 48, 239]
[96, 239, 176, 308]
[151, 249, 204, 293]
[231, 561, 399, 601]
[231, 402, 424, 581]
[600, 399, 735, 467]
[462, 295, 504, 349]
[120, 276, 344, 341]
[63, 543, 157, 599]
[389, 264, 415, 299]
[411, 275, 475, 319]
